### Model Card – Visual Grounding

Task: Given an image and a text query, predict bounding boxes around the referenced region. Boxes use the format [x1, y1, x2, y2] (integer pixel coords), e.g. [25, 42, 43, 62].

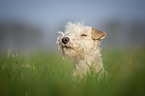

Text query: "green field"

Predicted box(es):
[0, 49, 145, 96]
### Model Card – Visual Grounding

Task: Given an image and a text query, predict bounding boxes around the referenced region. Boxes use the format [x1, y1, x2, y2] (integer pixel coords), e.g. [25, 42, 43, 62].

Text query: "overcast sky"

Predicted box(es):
[0, 0, 145, 27]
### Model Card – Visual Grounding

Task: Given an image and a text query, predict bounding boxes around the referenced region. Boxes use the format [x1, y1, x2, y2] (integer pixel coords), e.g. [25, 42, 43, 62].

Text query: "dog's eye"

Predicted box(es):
[81, 34, 87, 37]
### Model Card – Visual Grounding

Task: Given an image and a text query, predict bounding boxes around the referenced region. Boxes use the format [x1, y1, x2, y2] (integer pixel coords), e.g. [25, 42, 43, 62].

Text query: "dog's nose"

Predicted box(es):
[62, 37, 69, 44]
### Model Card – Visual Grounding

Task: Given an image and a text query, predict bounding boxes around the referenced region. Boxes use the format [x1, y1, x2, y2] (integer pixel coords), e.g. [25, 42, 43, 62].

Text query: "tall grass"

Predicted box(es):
[0, 49, 145, 96]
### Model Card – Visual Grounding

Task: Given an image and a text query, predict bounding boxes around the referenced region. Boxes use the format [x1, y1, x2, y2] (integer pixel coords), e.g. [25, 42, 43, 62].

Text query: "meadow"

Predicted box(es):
[0, 49, 145, 96]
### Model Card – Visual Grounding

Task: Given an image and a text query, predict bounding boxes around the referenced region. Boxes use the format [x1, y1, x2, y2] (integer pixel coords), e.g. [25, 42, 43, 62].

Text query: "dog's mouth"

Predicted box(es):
[61, 43, 73, 49]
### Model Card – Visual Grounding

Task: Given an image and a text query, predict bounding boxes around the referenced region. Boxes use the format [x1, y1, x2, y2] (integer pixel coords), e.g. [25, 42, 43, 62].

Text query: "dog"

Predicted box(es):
[56, 22, 106, 81]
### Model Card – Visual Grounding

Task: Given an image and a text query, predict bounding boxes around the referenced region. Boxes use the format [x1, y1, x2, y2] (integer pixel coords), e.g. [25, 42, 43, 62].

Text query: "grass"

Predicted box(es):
[0, 49, 145, 96]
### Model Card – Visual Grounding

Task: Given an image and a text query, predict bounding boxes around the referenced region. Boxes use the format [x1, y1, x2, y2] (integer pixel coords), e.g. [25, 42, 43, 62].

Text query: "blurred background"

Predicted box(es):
[0, 0, 145, 53]
[1, 1, 145, 96]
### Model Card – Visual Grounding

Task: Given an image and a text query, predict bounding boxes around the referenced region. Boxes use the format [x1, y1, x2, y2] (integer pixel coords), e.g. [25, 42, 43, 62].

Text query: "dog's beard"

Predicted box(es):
[62, 48, 76, 57]
[59, 44, 79, 58]
[60, 43, 75, 57]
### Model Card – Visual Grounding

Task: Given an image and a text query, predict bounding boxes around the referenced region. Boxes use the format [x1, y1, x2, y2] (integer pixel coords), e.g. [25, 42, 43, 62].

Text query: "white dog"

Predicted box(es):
[56, 22, 106, 80]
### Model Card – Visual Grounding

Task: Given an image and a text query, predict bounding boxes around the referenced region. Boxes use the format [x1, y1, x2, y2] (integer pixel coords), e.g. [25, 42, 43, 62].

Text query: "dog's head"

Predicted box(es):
[56, 22, 106, 59]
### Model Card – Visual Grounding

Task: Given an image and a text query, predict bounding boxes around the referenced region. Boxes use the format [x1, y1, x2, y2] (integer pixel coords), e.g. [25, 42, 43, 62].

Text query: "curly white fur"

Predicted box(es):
[56, 22, 106, 80]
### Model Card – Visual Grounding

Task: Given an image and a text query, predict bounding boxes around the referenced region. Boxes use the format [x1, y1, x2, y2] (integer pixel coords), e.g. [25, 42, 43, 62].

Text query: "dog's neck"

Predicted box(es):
[75, 41, 101, 63]
[75, 48, 101, 64]
[74, 45, 104, 72]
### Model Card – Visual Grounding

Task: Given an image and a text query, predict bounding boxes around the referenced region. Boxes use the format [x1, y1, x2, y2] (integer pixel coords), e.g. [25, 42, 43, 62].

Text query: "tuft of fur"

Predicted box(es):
[56, 22, 106, 81]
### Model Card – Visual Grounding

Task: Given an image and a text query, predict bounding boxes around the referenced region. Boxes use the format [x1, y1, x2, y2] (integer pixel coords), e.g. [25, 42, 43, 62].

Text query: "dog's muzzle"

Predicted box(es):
[62, 37, 69, 44]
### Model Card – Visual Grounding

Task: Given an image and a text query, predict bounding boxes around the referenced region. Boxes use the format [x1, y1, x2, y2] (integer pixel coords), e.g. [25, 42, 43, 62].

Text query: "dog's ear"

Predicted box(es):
[91, 27, 106, 40]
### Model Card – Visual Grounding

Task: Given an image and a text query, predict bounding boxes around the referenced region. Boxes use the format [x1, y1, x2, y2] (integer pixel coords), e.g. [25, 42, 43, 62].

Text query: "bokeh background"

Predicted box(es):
[0, 0, 145, 96]
[0, 0, 145, 53]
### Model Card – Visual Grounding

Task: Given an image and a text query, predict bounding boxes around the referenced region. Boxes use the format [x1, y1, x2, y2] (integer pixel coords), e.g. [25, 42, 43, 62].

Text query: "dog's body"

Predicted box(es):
[56, 22, 106, 80]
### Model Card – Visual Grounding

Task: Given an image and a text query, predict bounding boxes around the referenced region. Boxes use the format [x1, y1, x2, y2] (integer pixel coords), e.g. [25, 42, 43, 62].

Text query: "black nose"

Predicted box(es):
[62, 37, 69, 44]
